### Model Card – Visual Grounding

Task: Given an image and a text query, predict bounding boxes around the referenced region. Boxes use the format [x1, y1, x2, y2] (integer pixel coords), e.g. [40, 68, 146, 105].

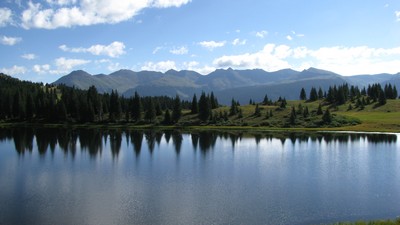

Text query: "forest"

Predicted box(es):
[0, 72, 398, 128]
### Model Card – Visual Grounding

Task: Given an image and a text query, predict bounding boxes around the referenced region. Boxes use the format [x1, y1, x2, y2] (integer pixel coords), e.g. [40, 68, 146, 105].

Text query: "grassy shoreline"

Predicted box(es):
[0, 121, 399, 134]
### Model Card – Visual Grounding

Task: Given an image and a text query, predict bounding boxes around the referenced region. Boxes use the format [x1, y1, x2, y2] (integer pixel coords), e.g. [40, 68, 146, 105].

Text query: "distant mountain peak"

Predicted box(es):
[68, 70, 92, 77]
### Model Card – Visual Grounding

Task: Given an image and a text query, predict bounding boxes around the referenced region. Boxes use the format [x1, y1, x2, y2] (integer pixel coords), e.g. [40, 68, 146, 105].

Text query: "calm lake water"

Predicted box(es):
[0, 128, 399, 225]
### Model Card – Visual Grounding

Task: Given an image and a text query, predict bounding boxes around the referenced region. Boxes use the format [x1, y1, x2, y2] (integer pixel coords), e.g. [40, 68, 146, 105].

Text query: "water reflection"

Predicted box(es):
[1, 128, 397, 159]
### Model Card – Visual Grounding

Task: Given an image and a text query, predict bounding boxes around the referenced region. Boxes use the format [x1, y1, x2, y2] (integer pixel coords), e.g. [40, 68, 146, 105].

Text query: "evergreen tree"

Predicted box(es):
[229, 98, 239, 116]
[109, 90, 121, 121]
[318, 87, 324, 99]
[172, 95, 182, 122]
[131, 92, 142, 121]
[309, 87, 318, 101]
[210, 92, 218, 109]
[26, 94, 35, 119]
[279, 98, 287, 108]
[263, 94, 270, 105]
[155, 100, 163, 116]
[347, 104, 353, 111]
[191, 94, 199, 114]
[163, 109, 172, 125]
[378, 89, 387, 105]
[145, 98, 156, 122]
[56, 101, 68, 121]
[300, 88, 307, 100]
[198, 92, 211, 121]
[289, 106, 296, 125]
[317, 104, 323, 115]
[322, 108, 332, 124]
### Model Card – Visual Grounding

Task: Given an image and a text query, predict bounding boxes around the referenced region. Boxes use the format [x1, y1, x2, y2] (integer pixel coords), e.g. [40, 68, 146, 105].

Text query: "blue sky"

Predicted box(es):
[1, 0, 400, 83]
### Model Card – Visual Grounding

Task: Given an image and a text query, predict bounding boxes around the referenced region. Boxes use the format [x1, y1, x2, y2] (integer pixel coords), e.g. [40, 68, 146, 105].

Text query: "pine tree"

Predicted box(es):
[289, 106, 296, 125]
[322, 108, 332, 124]
[145, 98, 156, 122]
[280, 98, 287, 108]
[191, 94, 199, 114]
[263, 94, 271, 105]
[229, 98, 238, 116]
[172, 95, 182, 122]
[210, 92, 218, 109]
[163, 109, 171, 125]
[309, 87, 318, 101]
[131, 92, 142, 121]
[198, 92, 211, 121]
[318, 87, 324, 99]
[317, 104, 323, 115]
[378, 89, 387, 105]
[300, 88, 307, 100]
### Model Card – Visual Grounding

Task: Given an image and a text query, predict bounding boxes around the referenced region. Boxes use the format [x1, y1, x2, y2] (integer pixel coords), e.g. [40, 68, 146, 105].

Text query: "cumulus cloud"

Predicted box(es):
[396, 11, 400, 21]
[232, 38, 246, 46]
[199, 40, 226, 50]
[213, 44, 291, 71]
[46, 0, 78, 6]
[182, 61, 215, 75]
[33, 64, 51, 74]
[213, 43, 400, 75]
[21, 53, 37, 60]
[1, 36, 22, 46]
[170, 46, 188, 55]
[255, 30, 268, 38]
[286, 35, 293, 41]
[0, 65, 27, 76]
[0, 8, 13, 27]
[21, 0, 191, 29]
[141, 60, 177, 72]
[59, 41, 126, 57]
[55, 57, 90, 72]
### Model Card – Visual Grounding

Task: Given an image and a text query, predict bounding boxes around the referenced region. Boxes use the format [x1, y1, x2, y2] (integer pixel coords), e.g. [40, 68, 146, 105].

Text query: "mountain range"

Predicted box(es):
[53, 67, 400, 104]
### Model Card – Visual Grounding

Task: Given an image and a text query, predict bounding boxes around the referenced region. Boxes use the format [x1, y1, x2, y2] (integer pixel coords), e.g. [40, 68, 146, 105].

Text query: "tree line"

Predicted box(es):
[0, 73, 219, 124]
[299, 83, 398, 106]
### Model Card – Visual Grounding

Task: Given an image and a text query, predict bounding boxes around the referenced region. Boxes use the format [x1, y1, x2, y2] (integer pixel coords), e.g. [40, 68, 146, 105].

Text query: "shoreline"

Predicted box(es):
[1, 122, 399, 134]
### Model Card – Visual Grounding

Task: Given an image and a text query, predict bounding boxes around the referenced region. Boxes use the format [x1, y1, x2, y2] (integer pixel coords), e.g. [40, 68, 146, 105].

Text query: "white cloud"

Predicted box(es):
[153, 0, 191, 8]
[255, 30, 268, 38]
[59, 41, 126, 57]
[0, 65, 27, 76]
[0, 8, 13, 27]
[33, 64, 51, 74]
[21, 53, 37, 60]
[213, 44, 291, 71]
[1, 36, 22, 46]
[152, 46, 163, 54]
[182, 61, 215, 75]
[55, 57, 90, 72]
[141, 60, 177, 72]
[396, 11, 400, 21]
[307, 46, 400, 75]
[170, 46, 188, 55]
[199, 40, 226, 50]
[46, 0, 78, 6]
[286, 35, 293, 41]
[213, 43, 400, 75]
[232, 38, 246, 46]
[21, 0, 191, 29]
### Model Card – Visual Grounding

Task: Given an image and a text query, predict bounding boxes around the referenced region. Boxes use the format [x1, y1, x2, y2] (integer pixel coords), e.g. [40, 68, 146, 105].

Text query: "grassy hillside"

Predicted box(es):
[146, 99, 400, 132]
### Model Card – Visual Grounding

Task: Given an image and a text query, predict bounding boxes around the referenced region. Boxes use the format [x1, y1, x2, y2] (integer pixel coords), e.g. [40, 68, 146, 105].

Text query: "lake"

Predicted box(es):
[0, 128, 399, 225]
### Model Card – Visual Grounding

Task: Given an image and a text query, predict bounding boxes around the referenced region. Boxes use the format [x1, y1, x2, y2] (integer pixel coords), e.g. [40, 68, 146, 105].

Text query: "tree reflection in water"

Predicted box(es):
[130, 130, 143, 157]
[1, 128, 397, 160]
